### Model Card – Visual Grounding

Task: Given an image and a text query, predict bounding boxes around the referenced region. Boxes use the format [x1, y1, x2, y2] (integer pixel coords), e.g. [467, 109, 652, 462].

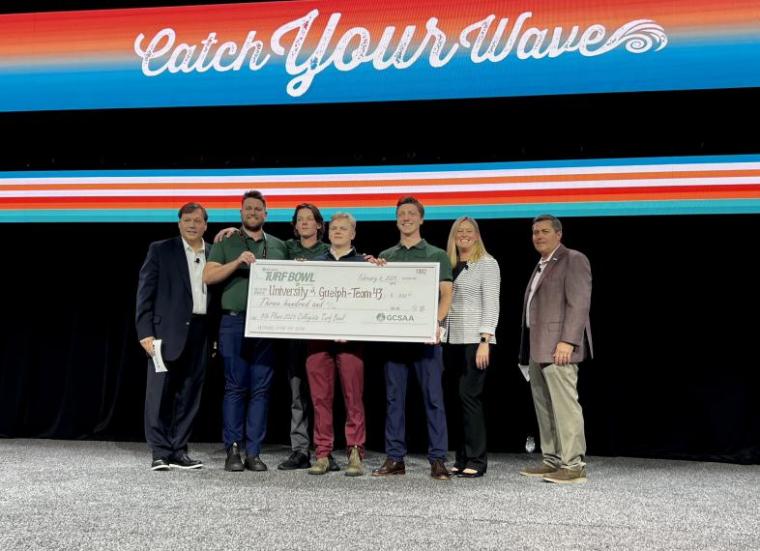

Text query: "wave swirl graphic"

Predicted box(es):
[611, 19, 669, 53]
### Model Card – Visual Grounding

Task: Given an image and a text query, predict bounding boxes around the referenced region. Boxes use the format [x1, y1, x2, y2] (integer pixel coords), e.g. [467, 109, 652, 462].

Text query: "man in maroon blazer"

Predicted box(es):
[519, 214, 593, 484]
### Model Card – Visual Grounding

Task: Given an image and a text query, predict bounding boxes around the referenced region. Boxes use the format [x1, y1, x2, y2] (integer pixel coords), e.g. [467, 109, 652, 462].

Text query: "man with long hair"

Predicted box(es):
[277, 203, 333, 472]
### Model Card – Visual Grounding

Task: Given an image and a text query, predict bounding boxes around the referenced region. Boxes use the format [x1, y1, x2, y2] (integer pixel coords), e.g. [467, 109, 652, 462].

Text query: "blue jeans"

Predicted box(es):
[218, 314, 274, 456]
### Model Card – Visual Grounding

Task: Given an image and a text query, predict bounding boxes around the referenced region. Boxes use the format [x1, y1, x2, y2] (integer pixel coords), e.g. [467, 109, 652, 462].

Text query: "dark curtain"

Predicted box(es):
[1, 216, 758, 463]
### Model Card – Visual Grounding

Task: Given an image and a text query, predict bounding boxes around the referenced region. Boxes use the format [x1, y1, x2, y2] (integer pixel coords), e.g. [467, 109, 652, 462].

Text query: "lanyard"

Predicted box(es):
[239, 230, 268, 260]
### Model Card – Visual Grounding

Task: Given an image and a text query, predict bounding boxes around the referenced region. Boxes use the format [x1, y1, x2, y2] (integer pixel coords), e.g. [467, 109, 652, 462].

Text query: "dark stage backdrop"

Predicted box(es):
[1, 215, 759, 464]
[1, 0, 759, 464]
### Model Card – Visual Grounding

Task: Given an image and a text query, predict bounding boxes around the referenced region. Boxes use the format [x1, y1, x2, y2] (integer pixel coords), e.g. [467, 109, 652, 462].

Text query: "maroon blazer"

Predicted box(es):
[520, 244, 593, 364]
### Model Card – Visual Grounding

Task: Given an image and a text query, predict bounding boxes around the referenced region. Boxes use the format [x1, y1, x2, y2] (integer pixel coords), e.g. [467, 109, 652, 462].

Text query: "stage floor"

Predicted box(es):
[1, 439, 758, 551]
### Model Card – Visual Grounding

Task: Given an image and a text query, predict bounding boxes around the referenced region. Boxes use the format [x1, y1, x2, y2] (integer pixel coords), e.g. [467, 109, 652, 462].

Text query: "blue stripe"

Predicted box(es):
[1, 38, 759, 112]
[3, 153, 760, 179]
[4, 199, 760, 222]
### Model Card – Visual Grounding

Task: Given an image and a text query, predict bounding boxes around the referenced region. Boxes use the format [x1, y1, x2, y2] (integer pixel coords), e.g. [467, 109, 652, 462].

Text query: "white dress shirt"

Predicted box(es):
[182, 238, 207, 315]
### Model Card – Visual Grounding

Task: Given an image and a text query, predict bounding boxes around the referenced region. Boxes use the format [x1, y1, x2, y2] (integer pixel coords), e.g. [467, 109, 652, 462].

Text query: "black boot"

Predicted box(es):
[225, 443, 244, 472]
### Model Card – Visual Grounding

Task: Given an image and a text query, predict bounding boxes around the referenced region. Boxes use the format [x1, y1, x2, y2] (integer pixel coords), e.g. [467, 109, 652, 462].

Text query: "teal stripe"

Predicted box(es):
[4, 200, 760, 223]
[419, 201, 760, 219]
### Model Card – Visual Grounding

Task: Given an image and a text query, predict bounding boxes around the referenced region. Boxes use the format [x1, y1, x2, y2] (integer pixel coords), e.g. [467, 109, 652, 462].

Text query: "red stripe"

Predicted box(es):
[4, 183, 760, 209]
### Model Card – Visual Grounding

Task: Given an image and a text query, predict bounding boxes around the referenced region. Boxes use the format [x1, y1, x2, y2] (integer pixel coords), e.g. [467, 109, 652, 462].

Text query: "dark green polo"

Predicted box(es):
[208, 230, 288, 312]
[379, 239, 453, 281]
[285, 238, 329, 260]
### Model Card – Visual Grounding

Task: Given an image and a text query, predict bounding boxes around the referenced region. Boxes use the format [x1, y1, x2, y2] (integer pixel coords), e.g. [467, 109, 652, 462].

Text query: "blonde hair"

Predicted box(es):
[447, 216, 489, 266]
[329, 211, 357, 230]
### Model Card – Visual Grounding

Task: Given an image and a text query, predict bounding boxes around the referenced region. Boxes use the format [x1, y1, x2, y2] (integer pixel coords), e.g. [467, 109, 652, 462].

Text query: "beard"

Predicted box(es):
[243, 218, 264, 232]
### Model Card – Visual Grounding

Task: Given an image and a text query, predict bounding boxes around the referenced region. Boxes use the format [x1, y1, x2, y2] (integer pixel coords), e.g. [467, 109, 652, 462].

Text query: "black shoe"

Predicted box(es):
[151, 458, 170, 471]
[278, 451, 311, 470]
[449, 464, 465, 476]
[244, 455, 268, 472]
[225, 443, 244, 472]
[327, 454, 340, 472]
[457, 469, 485, 478]
[169, 453, 203, 470]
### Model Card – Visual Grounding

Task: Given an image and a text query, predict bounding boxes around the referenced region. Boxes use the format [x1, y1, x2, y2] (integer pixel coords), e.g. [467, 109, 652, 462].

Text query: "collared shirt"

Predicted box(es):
[379, 239, 453, 281]
[285, 238, 330, 260]
[526, 244, 560, 328]
[208, 228, 288, 312]
[182, 237, 207, 315]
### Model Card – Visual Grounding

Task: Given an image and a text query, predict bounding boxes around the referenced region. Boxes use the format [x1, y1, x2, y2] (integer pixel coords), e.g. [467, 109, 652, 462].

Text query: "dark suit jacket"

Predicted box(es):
[520, 244, 593, 364]
[135, 236, 212, 362]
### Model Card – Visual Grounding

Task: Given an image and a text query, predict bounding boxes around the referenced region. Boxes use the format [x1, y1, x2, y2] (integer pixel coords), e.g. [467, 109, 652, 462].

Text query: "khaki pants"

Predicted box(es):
[529, 361, 586, 469]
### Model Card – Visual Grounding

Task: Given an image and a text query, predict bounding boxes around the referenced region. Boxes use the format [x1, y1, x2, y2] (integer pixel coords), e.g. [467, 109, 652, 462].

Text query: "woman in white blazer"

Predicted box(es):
[443, 216, 500, 477]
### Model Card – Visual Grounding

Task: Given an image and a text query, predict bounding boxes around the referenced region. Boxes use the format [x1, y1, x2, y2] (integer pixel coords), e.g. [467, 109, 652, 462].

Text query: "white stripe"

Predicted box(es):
[1, 162, 760, 186]
[447, 257, 501, 345]
[3, 176, 760, 198]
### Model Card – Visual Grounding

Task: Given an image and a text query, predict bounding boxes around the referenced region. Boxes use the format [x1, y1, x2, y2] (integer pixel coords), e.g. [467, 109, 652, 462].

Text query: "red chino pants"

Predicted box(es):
[305, 340, 366, 459]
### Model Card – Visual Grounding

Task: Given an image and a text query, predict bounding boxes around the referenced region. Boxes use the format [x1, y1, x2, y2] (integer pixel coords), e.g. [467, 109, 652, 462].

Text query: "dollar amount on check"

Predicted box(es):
[244, 260, 440, 342]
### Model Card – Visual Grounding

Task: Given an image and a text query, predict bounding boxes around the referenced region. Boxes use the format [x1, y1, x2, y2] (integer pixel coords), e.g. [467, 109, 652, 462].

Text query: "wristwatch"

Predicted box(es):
[479, 336, 488, 343]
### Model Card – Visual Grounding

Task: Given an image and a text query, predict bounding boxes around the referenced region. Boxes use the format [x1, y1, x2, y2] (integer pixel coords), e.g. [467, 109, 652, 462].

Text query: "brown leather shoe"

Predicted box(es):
[543, 467, 587, 484]
[372, 458, 405, 476]
[430, 459, 451, 481]
[519, 464, 559, 477]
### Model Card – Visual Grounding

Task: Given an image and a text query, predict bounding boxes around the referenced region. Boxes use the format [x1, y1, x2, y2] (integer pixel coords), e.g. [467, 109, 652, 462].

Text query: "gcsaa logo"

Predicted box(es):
[376, 312, 415, 322]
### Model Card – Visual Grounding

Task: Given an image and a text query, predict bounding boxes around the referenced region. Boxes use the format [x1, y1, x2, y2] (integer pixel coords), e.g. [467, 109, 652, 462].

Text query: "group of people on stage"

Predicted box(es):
[135, 190, 593, 484]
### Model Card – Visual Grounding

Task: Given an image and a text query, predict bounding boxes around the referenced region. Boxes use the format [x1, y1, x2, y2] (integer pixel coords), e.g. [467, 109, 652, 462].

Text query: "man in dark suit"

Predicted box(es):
[519, 214, 593, 484]
[136, 202, 213, 471]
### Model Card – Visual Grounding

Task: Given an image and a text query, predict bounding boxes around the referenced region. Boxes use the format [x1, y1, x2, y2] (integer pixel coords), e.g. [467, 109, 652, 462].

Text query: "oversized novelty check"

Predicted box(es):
[244, 260, 440, 342]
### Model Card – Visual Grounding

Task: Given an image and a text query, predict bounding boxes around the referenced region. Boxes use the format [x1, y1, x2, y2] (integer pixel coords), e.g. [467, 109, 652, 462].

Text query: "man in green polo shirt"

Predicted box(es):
[203, 190, 288, 472]
[278, 203, 332, 472]
[371, 196, 454, 481]
[207, 202, 335, 472]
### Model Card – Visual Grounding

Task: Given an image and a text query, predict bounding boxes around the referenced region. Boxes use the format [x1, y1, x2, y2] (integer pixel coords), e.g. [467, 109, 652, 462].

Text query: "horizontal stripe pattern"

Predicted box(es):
[445, 255, 501, 345]
[1, 155, 760, 222]
[3, 0, 757, 60]
[1, 1, 759, 110]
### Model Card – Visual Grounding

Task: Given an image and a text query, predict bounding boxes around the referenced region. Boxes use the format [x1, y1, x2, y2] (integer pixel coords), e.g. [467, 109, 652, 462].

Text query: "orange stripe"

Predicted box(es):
[4, 169, 760, 192]
[4, 188, 760, 210]
[1, 0, 758, 58]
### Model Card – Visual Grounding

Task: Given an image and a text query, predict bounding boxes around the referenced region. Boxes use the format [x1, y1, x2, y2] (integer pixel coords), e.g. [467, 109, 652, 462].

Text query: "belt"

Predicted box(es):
[223, 310, 245, 316]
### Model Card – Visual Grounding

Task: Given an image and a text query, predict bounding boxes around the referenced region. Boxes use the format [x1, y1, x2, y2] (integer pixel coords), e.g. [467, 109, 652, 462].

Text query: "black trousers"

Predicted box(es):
[282, 338, 312, 454]
[445, 343, 488, 472]
[144, 316, 208, 459]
